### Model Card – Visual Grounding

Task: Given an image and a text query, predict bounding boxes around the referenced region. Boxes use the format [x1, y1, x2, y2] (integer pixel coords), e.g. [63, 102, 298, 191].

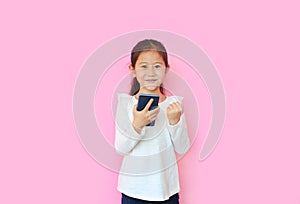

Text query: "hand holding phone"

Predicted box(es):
[135, 94, 160, 127]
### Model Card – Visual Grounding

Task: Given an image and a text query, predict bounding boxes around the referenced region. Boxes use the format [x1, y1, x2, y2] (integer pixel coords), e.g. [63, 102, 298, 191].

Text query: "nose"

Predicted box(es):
[146, 66, 156, 75]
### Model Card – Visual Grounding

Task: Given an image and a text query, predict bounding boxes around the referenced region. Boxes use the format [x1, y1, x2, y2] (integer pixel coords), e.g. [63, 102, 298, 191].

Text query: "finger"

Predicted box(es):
[146, 111, 151, 120]
[148, 113, 158, 122]
[167, 103, 177, 111]
[167, 102, 182, 115]
[143, 98, 154, 112]
[149, 106, 160, 113]
[149, 111, 159, 119]
[175, 105, 182, 115]
[150, 115, 158, 122]
[170, 102, 180, 107]
[147, 110, 157, 118]
[174, 102, 182, 112]
[170, 102, 181, 109]
[167, 103, 174, 110]
[149, 105, 159, 114]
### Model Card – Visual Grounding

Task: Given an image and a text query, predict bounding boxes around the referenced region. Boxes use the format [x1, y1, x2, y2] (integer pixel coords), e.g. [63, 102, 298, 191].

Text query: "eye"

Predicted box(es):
[141, 65, 147, 69]
[154, 65, 161, 69]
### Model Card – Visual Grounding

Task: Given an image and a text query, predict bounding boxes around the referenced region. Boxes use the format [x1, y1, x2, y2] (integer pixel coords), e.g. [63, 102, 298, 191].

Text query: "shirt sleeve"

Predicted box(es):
[167, 113, 190, 154]
[114, 94, 146, 155]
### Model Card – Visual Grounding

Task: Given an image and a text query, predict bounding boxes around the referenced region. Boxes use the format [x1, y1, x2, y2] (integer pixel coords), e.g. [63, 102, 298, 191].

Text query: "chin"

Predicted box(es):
[143, 86, 160, 92]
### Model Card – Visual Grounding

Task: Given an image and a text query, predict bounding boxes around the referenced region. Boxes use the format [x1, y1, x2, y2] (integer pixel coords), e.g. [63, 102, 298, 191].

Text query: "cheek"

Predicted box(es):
[135, 71, 145, 83]
[135, 71, 144, 78]
[157, 70, 165, 80]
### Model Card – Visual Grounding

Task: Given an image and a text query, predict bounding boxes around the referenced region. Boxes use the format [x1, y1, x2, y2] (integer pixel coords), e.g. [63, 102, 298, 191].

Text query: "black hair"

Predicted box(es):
[129, 39, 169, 96]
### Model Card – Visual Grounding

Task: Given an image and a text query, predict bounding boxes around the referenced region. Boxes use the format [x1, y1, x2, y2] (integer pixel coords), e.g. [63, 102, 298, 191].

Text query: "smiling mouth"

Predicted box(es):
[145, 79, 157, 83]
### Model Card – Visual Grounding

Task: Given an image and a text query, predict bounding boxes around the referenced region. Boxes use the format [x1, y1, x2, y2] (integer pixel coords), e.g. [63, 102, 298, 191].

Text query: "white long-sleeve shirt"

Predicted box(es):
[114, 93, 190, 201]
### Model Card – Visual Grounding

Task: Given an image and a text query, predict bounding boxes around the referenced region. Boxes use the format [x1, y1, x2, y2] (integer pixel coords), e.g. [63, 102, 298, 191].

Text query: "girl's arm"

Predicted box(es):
[166, 97, 190, 154]
[167, 113, 190, 154]
[114, 95, 145, 155]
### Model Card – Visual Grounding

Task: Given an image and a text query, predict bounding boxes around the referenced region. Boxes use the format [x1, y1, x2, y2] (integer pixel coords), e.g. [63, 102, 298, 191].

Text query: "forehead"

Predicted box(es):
[136, 51, 164, 63]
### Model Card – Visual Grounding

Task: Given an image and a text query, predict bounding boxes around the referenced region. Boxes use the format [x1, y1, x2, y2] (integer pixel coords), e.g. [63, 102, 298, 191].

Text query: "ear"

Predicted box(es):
[165, 65, 170, 74]
[129, 65, 136, 77]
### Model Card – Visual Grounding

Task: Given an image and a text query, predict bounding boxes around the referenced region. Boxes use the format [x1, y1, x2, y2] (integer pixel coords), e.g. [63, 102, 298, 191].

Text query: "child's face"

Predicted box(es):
[130, 51, 167, 93]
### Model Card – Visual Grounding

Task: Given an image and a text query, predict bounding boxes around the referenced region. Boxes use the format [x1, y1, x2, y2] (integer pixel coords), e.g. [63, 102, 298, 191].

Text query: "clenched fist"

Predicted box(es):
[166, 102, 183, 125]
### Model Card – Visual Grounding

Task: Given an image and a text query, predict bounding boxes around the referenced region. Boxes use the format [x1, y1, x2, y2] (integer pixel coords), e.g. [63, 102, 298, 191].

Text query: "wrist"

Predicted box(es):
[132, 120, 143, 129]
[168, 118, 180, 125]
[132, 121, 143, 133]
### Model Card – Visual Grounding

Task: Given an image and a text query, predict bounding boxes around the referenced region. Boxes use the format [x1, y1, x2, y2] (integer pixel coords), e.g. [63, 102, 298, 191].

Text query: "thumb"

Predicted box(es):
[143, 98, 153, 112]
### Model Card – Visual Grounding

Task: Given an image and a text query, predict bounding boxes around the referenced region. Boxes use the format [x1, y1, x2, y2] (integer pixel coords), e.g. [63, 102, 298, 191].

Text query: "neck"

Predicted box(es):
[136, 87, 166, 102]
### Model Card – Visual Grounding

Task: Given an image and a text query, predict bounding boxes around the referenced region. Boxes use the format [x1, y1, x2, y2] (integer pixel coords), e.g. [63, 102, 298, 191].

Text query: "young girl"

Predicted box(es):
[115, 39, 190, 204]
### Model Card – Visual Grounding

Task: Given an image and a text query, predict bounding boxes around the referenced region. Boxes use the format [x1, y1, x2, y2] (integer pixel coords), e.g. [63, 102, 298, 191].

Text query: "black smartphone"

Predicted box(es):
[137, 94, 160, 126]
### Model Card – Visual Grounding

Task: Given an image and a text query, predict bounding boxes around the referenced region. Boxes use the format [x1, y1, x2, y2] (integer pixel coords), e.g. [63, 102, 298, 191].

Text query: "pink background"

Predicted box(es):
[1, 0, 299, 203]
